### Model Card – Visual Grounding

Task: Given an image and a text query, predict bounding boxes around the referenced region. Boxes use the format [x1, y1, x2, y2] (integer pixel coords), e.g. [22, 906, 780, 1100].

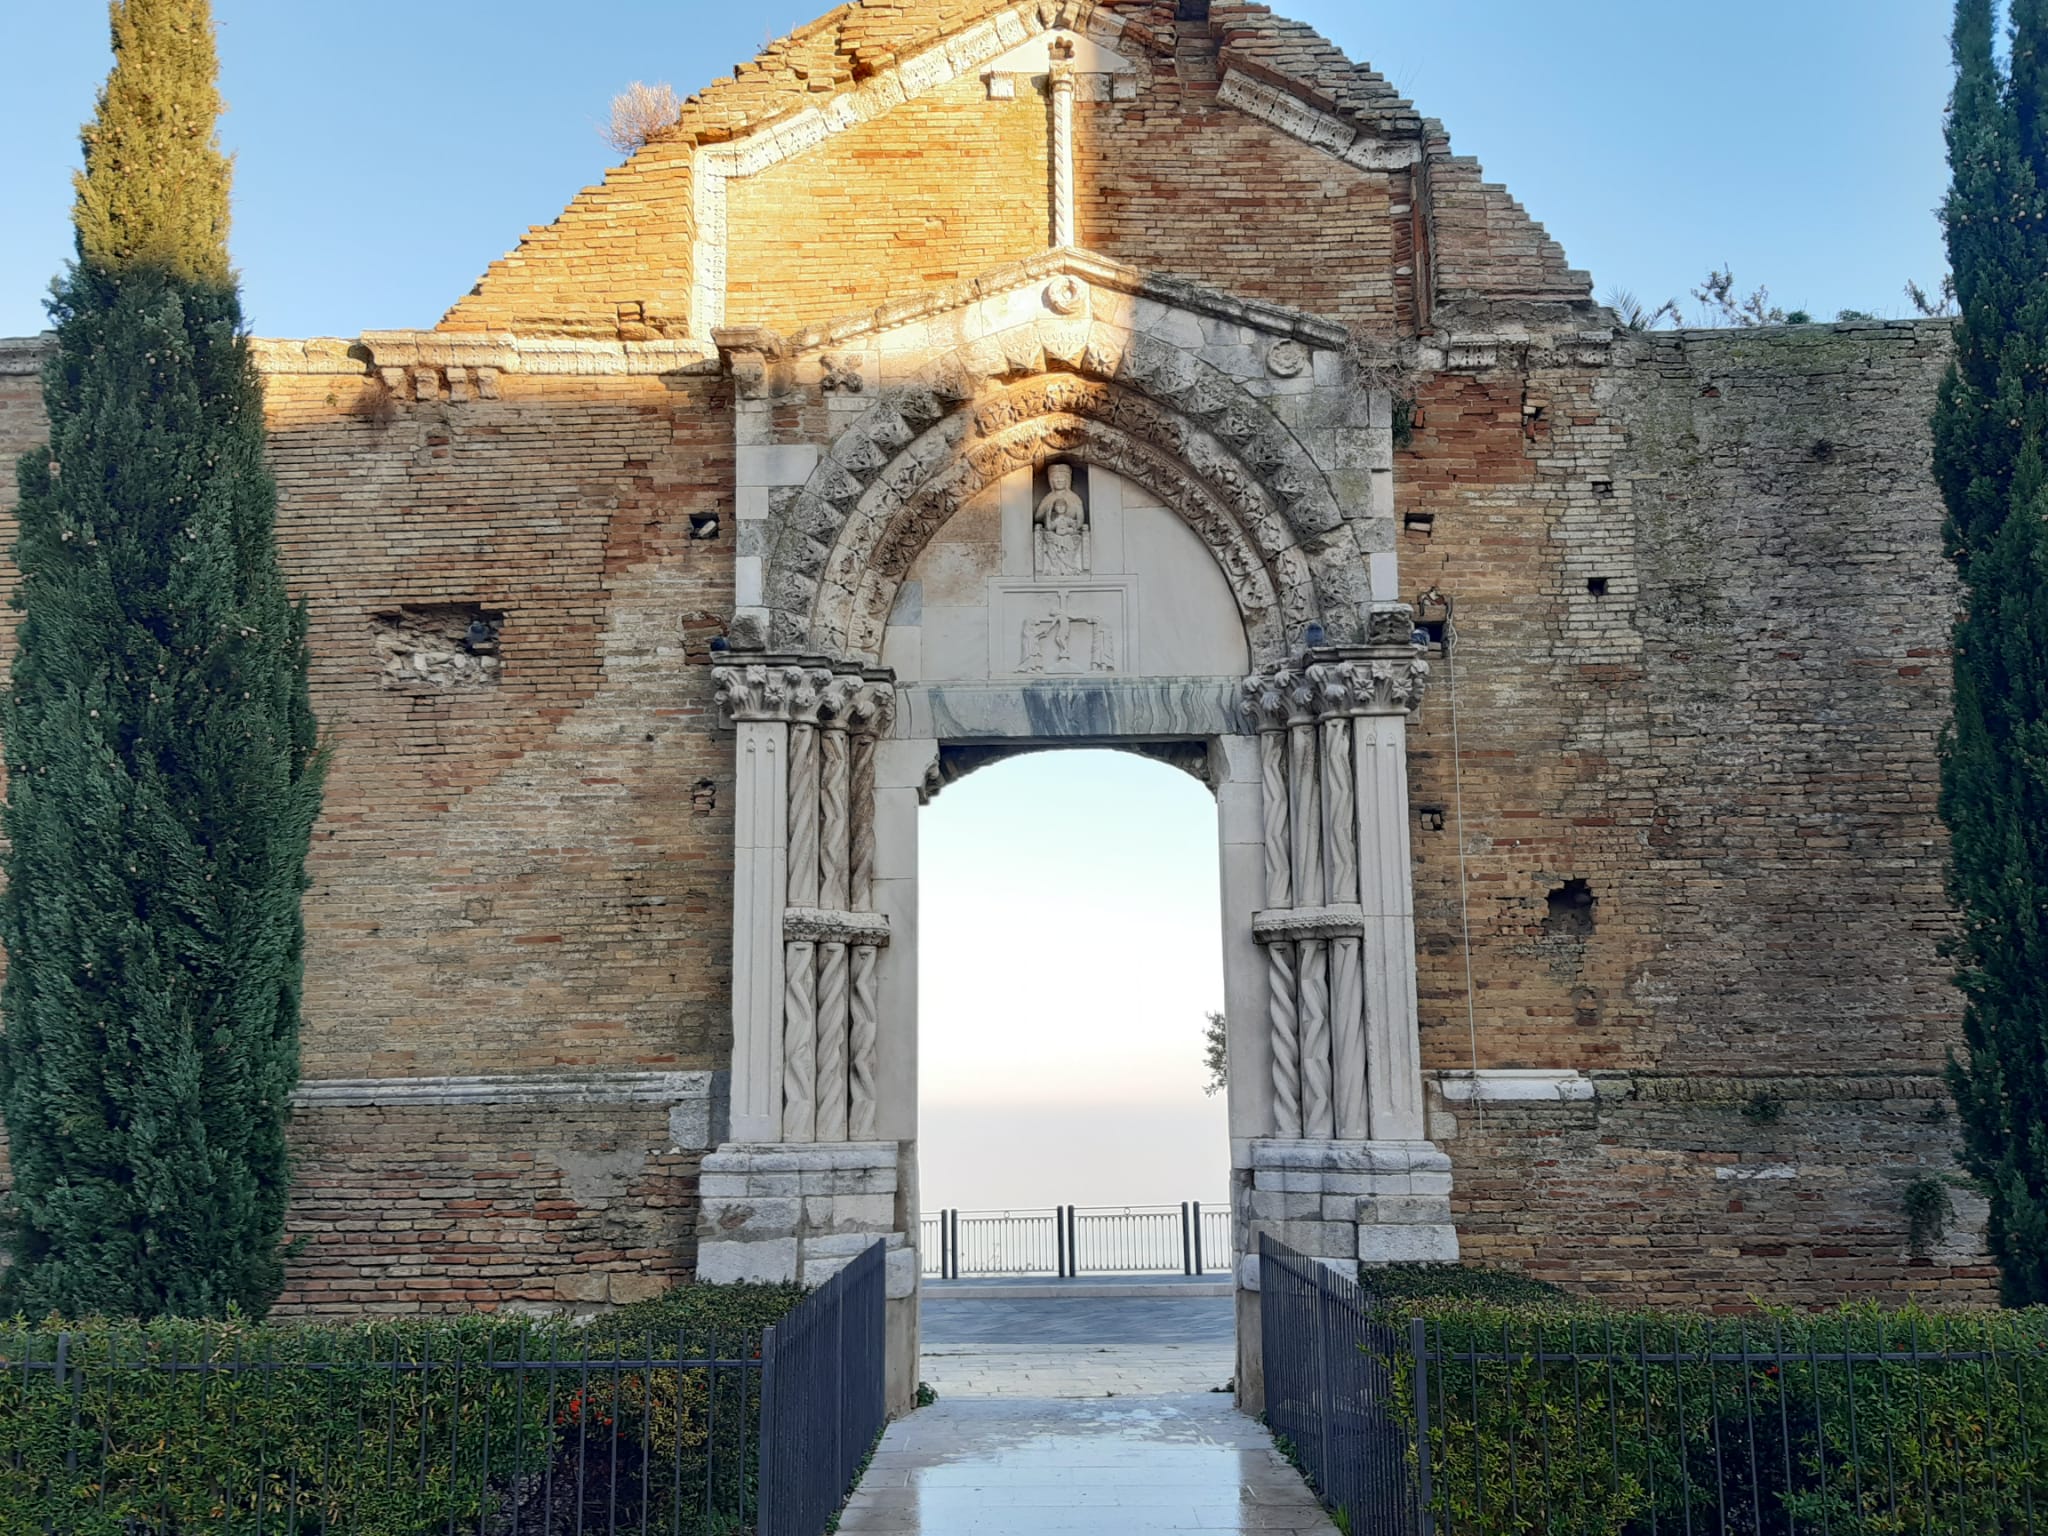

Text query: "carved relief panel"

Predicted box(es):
[880, 461, 1245, 684]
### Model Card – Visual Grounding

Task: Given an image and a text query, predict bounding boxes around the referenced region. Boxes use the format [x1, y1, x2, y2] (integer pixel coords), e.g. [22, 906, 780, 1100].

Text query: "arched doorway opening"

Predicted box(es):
[917, 747, 1229, 1231]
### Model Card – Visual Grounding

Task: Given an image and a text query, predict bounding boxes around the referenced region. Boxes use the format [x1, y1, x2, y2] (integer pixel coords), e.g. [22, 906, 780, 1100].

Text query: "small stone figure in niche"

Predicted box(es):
[1034, 462, 1090, 576]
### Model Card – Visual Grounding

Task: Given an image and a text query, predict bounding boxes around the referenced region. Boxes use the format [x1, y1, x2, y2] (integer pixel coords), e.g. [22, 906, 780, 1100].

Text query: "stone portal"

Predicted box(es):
[698, 254, 1456, 1414]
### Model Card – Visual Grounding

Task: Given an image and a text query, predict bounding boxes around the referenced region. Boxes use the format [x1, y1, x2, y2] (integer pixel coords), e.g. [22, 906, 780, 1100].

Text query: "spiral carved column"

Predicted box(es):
[714, 663, 896, 1146]
[1242, 649, 1432, 1144]
[1241, 673, 1301, 1138]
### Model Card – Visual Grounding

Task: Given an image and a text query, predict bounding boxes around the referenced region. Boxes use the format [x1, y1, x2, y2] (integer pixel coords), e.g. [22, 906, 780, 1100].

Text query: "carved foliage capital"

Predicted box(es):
[1240, 656, 1431, 726]
[713, 664, 898, 731]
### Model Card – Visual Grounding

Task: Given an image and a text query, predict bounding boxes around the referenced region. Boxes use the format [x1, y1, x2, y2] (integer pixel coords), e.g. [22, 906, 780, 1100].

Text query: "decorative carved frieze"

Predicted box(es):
[782, 901, 897, 950]
[1253, 904, 1369, 944]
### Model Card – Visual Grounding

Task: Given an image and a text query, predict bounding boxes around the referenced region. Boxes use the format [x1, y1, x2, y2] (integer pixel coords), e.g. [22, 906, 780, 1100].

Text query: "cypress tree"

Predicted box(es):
[1938, 0, 2048, 1306]
[0, 0, 325, 1318]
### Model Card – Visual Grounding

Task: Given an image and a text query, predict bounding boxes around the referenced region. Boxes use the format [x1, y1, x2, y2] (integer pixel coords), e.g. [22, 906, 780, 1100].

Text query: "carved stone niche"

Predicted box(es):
[372, 603, 505, 692]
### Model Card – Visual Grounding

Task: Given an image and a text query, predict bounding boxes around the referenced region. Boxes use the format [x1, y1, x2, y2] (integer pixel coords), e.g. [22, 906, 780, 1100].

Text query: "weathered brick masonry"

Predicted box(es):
[0, 0, 1992, 1309]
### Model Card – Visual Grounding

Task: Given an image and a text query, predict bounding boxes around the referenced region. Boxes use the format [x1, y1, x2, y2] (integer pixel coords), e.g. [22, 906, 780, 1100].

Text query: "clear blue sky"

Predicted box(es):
[0, 1, 1954, 340]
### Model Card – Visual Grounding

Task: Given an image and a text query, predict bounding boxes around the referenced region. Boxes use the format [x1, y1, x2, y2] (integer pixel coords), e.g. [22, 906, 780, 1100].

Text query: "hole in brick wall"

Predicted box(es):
[689, 510, 721, 540]
[1591, 479, 1614, 498]
[1404, 510, 1436, 537]
[1587, 577, 1610, 597]
[372, 604, 505, 692]
[1418, 806, 1446, 832]
[1810, 440, 1838, 464]
[1177, 0, 1211, 17]
[692, 779, 719, 816]
[1544, 878, 1597, 938]
[1701, 384, 1722, 399]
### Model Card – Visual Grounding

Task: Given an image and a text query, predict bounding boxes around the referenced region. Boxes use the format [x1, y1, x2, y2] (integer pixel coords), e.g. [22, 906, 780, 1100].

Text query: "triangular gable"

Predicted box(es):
[437, 0, 1591, 343]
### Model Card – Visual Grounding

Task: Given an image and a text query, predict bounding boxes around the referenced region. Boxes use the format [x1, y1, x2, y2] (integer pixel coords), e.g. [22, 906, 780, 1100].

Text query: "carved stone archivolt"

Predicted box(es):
[762, 312, 1373, 666]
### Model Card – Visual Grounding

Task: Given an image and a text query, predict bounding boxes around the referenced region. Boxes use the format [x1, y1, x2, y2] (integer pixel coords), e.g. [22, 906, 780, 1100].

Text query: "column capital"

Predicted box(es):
[1239, 652, 1430, 727]
[713, 661, 896, 728]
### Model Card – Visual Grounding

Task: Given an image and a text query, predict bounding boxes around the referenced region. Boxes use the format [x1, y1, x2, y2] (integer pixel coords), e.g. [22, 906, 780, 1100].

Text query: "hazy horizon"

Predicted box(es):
[916, 751, 1230, 1212]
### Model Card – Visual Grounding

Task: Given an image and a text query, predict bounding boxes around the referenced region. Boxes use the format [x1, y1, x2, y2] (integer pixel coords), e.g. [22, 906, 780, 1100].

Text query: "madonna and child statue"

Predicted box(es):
[1034, 462, 1090, 577]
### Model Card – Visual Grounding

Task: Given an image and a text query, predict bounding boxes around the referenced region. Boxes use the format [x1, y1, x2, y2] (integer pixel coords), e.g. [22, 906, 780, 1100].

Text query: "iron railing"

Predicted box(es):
[1259, 1232, 1420, 1536]
[0, 1242, 890, 1536]
[1257, 1233, 2048, 1536]
[921, 1202, 1231, 1279]
[757, 1239, 889, 1536]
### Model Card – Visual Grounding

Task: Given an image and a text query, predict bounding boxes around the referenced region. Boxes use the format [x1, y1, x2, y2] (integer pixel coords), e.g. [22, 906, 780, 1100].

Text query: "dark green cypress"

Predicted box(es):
[0, 0, 325, 1319]
[1938, 0, 2048, 1307]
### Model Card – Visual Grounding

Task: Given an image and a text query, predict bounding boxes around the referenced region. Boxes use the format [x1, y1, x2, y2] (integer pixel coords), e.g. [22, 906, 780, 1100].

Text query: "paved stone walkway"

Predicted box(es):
[833, 1287, 1336, 1533]
[836, 1395, 1341, 1535]
[920, 1287, 1236, 1396]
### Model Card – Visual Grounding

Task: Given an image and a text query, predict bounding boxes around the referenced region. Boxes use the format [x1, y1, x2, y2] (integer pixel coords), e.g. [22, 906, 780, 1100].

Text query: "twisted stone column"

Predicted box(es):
[814, 698, 855, 1143]
[715, 663, 896, 1145]
[1242, 648, 1432, 1145]
[1049, 59, 1077, 249]
[1241, 672, 1302, 1138]
[847, 686, 893, 1140]
[1313, 667, 1368, 1141]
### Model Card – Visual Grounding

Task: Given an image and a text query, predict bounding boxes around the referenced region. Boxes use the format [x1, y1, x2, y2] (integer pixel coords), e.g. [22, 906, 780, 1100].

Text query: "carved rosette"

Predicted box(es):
[717, 665, 898, 1144]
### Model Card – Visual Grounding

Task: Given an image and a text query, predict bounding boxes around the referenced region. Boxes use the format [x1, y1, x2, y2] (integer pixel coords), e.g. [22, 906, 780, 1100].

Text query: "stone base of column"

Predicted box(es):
[1235, 1138, 1459, 1413]
[1238, 1138, 1460, 1274]
[696, 1141, 920, 1416]
[696, 1141, 919, 1295]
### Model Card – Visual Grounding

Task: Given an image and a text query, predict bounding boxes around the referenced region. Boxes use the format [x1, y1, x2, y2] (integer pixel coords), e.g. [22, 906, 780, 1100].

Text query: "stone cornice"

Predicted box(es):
[292, 1070, 712, 1108]
[717, 248, 1352, 364]
[1217, 68, 1422, 172]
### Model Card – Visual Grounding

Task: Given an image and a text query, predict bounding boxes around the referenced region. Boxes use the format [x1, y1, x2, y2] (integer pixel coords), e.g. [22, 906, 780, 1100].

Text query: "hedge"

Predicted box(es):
[0, 1282, 803, 1536]
[1393, 1301, 2048, 1536]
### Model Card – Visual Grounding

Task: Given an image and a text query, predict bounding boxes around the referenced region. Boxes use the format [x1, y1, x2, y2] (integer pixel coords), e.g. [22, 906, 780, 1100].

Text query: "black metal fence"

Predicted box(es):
[758, 1240, 889, 1536]
[1258, 1233, 2048, 1536]
[923, 1202, 1231, 1278]
[1259, 1232, 1420, 1536]
[0, 1242, 890, 1536]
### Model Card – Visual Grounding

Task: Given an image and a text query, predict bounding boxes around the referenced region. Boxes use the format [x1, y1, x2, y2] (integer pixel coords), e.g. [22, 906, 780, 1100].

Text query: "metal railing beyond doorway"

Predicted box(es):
[921, 1203, 1232, 1279]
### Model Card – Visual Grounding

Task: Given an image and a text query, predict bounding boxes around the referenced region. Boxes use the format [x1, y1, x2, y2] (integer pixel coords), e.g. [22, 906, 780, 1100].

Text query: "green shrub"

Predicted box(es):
[1389, 1301, 2048, 1536]
[0, 1285, 804, 1536]
[1362, 1264, 1572, 1310]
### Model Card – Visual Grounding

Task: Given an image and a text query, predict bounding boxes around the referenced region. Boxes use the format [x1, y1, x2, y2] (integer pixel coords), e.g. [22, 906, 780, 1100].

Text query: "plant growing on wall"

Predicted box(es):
[1936, 0, 2048, 1307]
[0, 0, 326, 1318]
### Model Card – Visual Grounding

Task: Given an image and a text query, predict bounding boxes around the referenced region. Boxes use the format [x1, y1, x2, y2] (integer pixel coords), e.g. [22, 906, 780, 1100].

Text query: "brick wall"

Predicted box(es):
[1402, 321, 1989, 1301]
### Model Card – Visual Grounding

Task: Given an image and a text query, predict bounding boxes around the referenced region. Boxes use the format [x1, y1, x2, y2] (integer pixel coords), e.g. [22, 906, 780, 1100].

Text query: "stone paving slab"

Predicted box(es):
[836, 1395, 1339, 1535]
[922, 1341, 1235, 1398]
[921, 1292, 1235, 1346]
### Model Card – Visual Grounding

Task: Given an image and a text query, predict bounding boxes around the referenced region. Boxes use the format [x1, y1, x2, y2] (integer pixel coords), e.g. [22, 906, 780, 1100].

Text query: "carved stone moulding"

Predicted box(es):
[1239, 656, 1431, 728]
[712, 662, 896, 729]
[1253, 904, 1367, 945]
[784, 907, 893, 947]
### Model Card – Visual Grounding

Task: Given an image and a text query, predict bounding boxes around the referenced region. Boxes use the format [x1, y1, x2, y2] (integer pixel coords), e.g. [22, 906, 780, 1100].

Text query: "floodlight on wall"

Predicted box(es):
[1304, 622, 1326, 649]
[710, 636, 731, 654]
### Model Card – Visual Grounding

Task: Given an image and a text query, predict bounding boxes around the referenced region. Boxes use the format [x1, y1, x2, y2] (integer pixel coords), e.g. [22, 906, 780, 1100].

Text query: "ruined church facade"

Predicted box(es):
[0, 0, 1990, 1406]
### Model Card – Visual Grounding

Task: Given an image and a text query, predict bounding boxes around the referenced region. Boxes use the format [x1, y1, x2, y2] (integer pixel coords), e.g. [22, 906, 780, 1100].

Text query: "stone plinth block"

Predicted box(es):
[1239, 1137, 1460, 1283]
[695, 1141, 916, 1301]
